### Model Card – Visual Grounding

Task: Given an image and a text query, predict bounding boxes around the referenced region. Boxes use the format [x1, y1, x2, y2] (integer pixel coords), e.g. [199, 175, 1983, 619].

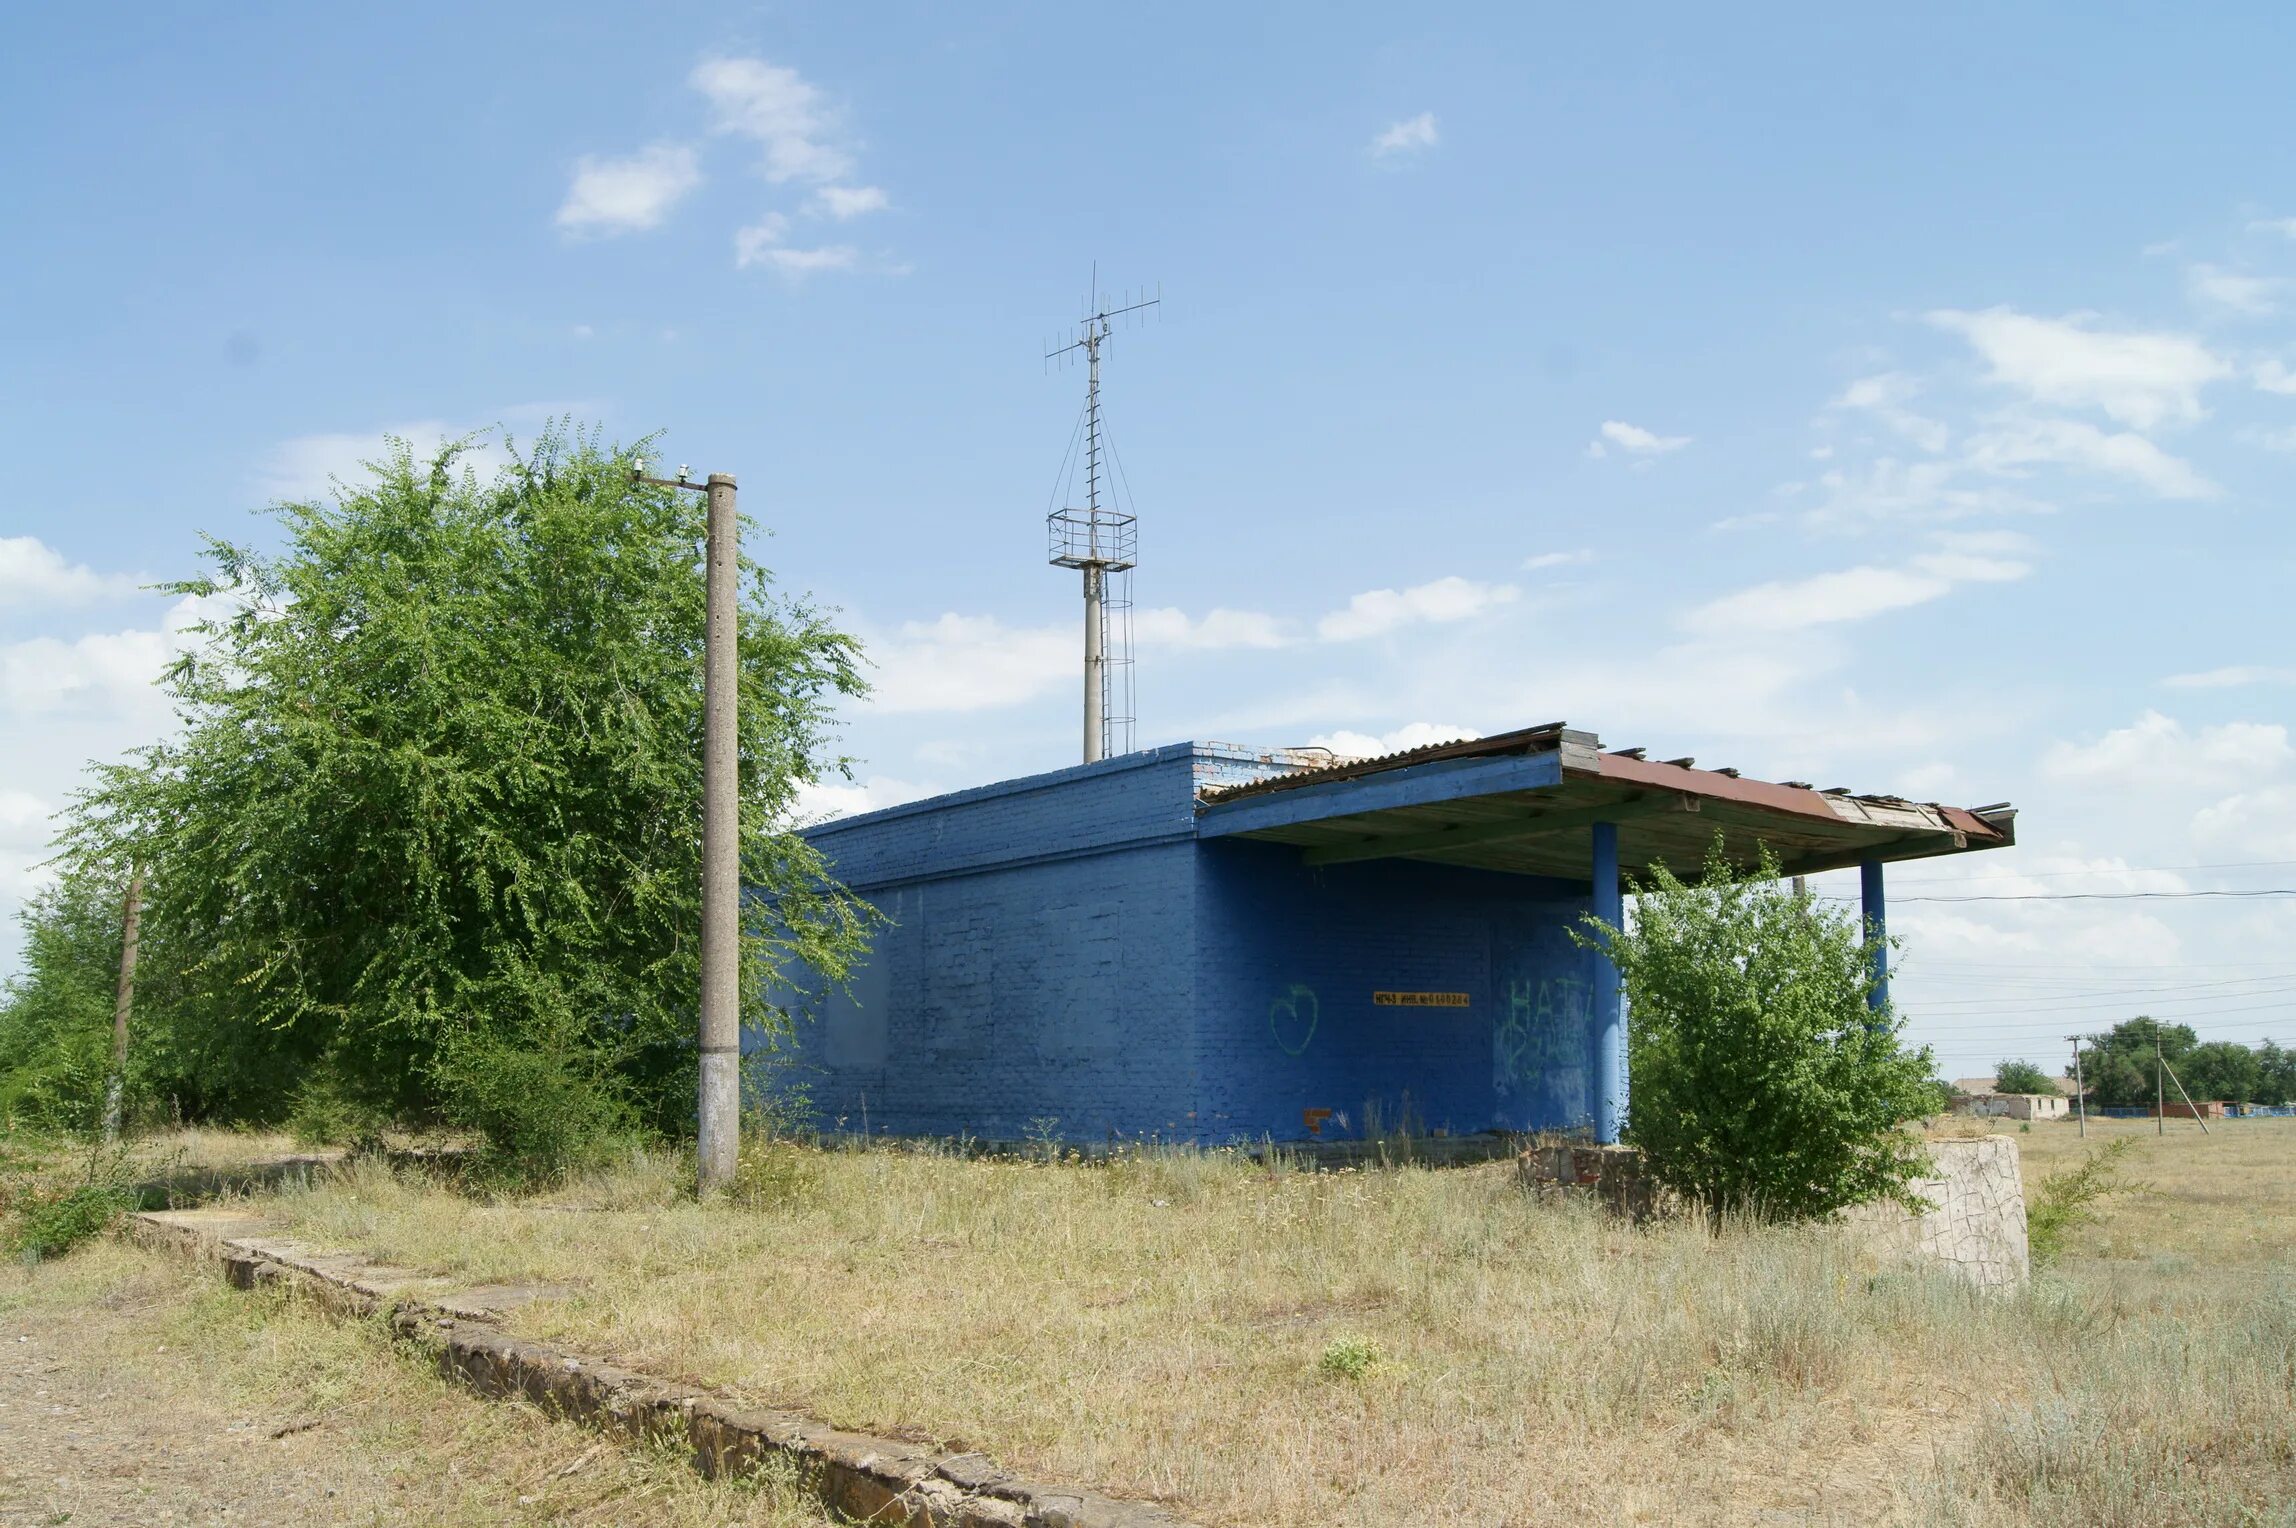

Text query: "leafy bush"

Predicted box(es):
[9, 1182, 129, 1262]
[285, 1065, 394, 1149]
[1318, 1337, 1380, 1380]
[434, 1029, 640, 1188]
[2, 1142, 141, 1263]
[2026, 1138, 2136, 1266]
[1580, 841, 1939, 1225]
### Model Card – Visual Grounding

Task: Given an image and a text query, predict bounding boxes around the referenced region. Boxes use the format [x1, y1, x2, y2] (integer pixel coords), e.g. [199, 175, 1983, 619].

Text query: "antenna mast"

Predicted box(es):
[1046, 272, 1158, 764]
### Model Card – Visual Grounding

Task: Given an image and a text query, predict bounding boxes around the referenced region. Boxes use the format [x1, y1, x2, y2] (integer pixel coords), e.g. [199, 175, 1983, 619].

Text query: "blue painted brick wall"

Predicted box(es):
[782, 746, 1216, 1141]
[771, 744, 1604, 1144]
[1191, 841, 1598, 1141]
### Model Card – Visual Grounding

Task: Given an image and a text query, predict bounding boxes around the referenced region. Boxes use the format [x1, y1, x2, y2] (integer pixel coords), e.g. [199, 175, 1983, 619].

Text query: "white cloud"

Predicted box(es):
[1132, 607, 1288, 650]
[0, 537, 144, 606]
[734, 214, 857, 275]
[1960, 416, 2217, 499]
[2186, 263, 2282, 315]
[1316, 576, 1517, 642]
[1833, 372, 1951, 453]
[1681, 540, 2031, 636]
[1370, 112, 1439, 160]
[2191, 785, 2296, 859]
[862, 614, 1072, 713]
[2040, 711, 2294, 790]
[2247, 217, 2296, 239]
[555, 143, 701, 235]
[1305, 723, 1479, 760]
[691, 56, 853, 184]
[255, 415, 553, 502]
[1521, 549, 1594, 572]
[813, 185, 888, 219]
[2251, 358, 2296, 395]
[2241, 425, 2296, 453]
[0, 787, 58, 900]
[0, 591, 231, 725]
[748, 244, 859, 276]
[1925, 307, 2230, 429]
[2165, 665, 2296, 689]
[789, 773, 930, 825]
[1800, 455, 2046, 528]
[1586, 419, 1690, 459]
[1684, 566, 1955, 636]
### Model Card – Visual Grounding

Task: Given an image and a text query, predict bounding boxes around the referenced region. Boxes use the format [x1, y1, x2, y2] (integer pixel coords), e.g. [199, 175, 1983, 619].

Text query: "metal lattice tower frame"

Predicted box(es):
[1046, 280, 1157, 763]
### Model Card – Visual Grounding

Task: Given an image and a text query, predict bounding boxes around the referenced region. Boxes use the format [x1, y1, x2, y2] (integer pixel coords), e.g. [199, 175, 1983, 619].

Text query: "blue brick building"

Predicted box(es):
[770, 725, 2014, 1146]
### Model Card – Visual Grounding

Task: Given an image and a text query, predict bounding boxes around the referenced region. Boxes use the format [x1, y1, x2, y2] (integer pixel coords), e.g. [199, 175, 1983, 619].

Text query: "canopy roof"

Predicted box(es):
[1195, 722, 2014, 883]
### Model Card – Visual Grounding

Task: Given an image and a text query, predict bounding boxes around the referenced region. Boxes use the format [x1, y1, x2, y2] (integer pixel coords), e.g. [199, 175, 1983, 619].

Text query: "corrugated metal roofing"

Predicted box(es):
[1194, 722, 2015, 882]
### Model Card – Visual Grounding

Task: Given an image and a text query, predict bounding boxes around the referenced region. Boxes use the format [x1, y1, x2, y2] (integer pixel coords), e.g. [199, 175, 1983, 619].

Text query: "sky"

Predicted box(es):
[5, 2, 2295, 1079]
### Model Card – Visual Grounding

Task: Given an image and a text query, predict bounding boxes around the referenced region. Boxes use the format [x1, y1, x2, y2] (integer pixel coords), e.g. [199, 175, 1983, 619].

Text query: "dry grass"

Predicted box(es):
[0, 1236, 837, 1525]
[186, 1122, 2291, 1527]
[5, 1119, 2282, 1525]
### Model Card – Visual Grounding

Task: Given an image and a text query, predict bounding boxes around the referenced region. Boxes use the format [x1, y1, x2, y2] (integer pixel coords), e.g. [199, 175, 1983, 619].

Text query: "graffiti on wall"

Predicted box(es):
[1268, 983, 1320, 1056]
[1494, 971, 1592, 1124]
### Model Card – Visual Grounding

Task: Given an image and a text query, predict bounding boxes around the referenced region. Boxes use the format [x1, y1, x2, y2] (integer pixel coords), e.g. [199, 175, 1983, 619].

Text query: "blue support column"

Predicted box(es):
[1592, 820, 1624, 1143]
[1860, 857, 1889, 1017]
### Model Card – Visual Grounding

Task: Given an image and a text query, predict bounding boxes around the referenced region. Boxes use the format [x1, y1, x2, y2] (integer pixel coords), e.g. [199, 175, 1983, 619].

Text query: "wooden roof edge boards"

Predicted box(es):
[1300, 790, 1701, 867]
[1585, 749, 2013, 849]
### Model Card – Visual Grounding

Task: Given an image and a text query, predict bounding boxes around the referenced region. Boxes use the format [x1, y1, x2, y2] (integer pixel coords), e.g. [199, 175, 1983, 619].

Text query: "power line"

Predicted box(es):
[1853, 857, 2296, 889]
[1819, 888, 2296, 903]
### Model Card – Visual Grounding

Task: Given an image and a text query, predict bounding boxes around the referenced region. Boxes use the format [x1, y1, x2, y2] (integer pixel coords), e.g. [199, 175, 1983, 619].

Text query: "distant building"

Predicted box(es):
[776, 724, 2015, 1146]
[1960, 1092, 2070, 1121]
[1954, 1075, 2078, 1098]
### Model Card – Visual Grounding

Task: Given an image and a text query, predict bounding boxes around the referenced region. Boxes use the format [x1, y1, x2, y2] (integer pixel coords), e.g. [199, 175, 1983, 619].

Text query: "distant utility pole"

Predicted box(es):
[2066, 1035, 2087, 1138]
[635, 460, 741, 1196]
[101, 865, 144, 1142]
[2155, 1021, 2166, 1137]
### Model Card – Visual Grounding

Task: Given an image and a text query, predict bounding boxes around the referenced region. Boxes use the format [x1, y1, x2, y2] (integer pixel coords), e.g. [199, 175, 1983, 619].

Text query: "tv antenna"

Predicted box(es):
[1045, 268, 1159, 764]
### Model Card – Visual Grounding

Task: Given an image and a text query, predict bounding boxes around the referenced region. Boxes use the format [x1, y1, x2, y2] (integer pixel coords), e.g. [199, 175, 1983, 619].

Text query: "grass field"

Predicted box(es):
[5, 1118, 2290, 1526]
[0, 1238, 836, 1526]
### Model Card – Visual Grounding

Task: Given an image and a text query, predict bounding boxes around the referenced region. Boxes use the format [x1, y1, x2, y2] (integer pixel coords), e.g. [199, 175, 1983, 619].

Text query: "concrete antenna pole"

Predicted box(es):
[698, 472, 742, 1194]
[2067, 1035, 2087, 1138]
[102, 864, 144, 1142]
[1083, 562, 1105, 763]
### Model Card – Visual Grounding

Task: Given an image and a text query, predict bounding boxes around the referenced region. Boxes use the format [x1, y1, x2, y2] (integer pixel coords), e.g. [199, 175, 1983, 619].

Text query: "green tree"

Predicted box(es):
[2082, 1018, 2198, 1108]
[1581, 843, 1938, 1225]
[1993, 1058, 2054, 1095]
[2255, 1040, 2296, 1107]
[2179, 1041, 2260, 1105]
[0, 874, 126, 1132]
[57, 428, 872, 1169]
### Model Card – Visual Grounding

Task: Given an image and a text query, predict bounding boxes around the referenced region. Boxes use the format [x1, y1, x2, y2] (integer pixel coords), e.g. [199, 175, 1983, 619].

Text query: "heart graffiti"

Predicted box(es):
[1268, 983, 1320, 1057]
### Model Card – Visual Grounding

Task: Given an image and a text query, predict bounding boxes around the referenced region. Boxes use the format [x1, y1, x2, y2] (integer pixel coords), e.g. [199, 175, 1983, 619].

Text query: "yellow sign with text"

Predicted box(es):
[1372, 991, 1471, 1008]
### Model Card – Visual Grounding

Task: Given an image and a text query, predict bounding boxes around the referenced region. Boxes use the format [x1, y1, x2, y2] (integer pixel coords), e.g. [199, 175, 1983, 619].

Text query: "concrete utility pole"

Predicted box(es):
[2067, 1035, 2087, 1138]
[2155, 1021, 2166, 1137]
[635, 461, 741, 1196]
[698, 472, 741, 1193]
[102, 865, 144, 1142]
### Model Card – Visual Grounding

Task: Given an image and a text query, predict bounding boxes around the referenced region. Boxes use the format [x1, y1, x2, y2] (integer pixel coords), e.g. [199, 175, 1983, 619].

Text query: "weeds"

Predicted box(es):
[2, 1136, 143, 1262]
[2026, 1138, 2137, 1266]
[1317, 1336, 1379, 1380]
